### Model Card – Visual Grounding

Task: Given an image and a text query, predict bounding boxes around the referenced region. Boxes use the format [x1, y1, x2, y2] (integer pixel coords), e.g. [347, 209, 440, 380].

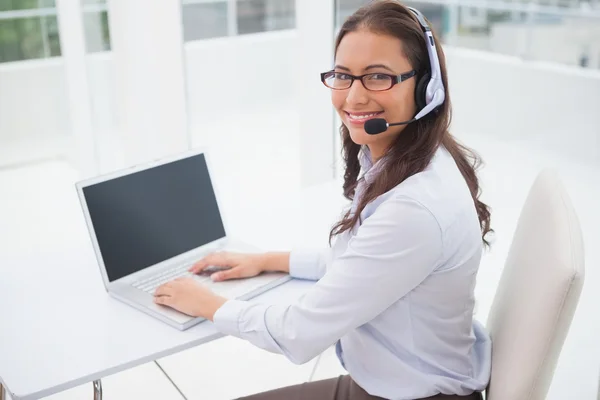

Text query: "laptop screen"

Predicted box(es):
[82, 153, 226, 282]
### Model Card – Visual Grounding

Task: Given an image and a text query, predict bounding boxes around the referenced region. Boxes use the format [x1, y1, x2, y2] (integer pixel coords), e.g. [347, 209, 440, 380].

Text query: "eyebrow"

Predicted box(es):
[334, 64, 396, 73]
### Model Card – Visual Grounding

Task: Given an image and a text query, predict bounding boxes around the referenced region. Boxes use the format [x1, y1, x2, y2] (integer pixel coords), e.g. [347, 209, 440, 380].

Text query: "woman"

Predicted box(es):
[154, 1, 492, 399]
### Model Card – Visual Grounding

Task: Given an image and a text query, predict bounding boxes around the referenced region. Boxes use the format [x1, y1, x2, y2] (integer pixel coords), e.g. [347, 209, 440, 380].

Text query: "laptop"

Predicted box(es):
[75, 148, 291, 330]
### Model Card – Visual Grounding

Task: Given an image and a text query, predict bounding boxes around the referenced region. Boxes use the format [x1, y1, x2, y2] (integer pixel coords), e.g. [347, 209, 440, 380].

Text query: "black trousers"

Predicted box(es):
[237, 375, 484, 400]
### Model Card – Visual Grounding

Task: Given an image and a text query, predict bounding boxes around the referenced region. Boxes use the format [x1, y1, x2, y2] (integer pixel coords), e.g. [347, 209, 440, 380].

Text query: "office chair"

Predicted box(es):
[485, 169, 585, 400]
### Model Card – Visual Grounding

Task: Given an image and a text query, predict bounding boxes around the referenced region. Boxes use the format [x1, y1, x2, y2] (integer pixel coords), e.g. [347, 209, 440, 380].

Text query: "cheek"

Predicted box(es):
[382, 90, 416, 118]
[331, 91, 346, 111]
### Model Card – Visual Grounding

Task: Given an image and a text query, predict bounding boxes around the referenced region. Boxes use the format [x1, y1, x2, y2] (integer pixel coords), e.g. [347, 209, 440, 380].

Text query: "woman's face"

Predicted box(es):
[332, 29, 417, 160]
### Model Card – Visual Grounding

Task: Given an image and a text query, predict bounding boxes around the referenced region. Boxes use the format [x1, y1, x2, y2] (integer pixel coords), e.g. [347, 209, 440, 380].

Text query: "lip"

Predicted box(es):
[344, 111, 384, 125]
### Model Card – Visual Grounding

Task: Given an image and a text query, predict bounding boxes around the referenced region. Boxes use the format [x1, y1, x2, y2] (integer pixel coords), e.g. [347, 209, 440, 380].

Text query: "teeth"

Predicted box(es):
[348, 113, 380, 120]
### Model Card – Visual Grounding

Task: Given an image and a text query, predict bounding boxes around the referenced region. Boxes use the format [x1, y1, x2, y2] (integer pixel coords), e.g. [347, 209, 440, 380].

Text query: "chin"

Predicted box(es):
[346, 126, 369, 144]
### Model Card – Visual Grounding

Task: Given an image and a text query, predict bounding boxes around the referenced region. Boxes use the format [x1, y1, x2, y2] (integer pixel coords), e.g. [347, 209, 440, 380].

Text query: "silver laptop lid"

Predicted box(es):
[76, 149, 227, 287]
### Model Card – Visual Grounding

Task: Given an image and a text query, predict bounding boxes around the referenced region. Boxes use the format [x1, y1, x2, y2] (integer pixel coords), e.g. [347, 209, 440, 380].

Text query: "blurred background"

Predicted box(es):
[2, 0, 599, 176]
[0, 0, 599, 399]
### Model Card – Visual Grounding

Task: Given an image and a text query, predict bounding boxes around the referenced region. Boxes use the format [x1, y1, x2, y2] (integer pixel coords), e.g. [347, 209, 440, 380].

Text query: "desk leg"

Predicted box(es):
[93, 380, 102, 400]
[0, 383, 6, 400]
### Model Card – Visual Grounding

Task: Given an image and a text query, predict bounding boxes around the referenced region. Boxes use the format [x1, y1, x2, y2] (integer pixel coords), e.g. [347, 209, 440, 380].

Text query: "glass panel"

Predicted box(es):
[524, 13, 600, 69]
[83, 10, 110, 52]
[335, 1, 600, 68]
[43, 15, 60, 56]
[489, 9, 531, 57]
[452, 7, 528, 55]
[0, 0, 55, 12]
[0, 16, 61, 63]
[400, 1, 446, 38]
[335, 0, 368, 29]
[81, 0, 110, 52]
[182, 2, 228, 41]
[336, 1, 446, 39]
[237, 0, 295, 35]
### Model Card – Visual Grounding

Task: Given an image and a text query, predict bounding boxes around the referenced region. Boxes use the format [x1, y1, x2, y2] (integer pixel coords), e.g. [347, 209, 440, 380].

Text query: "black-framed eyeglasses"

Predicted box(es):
[320, 70, 416, 91]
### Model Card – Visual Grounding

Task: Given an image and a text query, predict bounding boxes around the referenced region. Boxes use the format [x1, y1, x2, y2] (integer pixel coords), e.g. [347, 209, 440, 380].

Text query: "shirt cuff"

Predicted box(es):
[289, 248, 326, 281]
[212, 299, 247, 337]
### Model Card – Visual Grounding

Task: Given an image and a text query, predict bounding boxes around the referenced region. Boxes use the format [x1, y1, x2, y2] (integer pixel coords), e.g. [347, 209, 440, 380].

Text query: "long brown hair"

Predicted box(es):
[330, 0, 492, 247]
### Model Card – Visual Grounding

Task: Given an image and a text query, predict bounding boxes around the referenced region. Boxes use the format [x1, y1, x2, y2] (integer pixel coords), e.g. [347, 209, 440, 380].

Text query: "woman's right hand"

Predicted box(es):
[189, 252, 267, 282]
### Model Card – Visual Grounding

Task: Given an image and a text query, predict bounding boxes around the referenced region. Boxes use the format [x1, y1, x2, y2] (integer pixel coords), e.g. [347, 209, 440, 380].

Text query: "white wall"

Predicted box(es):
[184, 30, 298, 118]
[0, 59, 72, 166]
[446, 46, 600, 164]
[86, 30, 299, 144]
[0, 59, 70, 143]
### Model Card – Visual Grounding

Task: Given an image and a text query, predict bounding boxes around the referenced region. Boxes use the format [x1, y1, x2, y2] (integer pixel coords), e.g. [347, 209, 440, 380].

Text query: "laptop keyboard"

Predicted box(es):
[132, 261, 211, 295]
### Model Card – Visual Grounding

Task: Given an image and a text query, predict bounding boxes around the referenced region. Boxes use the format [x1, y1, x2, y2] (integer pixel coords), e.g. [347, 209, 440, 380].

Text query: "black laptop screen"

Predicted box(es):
[82, 153, 226, 282]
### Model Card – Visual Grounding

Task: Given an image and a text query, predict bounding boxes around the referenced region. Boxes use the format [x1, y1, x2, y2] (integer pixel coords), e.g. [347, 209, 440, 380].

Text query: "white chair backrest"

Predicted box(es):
[486, 169, 585, 400]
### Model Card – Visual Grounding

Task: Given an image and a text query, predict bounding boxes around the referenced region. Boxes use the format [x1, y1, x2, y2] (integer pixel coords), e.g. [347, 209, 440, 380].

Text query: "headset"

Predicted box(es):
[407, 6, 446, 120]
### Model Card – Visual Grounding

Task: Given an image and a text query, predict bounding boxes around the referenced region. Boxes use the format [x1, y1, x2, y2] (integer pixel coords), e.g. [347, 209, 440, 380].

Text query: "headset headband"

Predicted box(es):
[407, 7, 446, 119]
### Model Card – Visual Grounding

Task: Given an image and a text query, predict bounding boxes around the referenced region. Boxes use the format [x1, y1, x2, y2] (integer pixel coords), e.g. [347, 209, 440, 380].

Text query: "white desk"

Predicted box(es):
[0, 249, 313, 400]
[0, 174, 345, 400]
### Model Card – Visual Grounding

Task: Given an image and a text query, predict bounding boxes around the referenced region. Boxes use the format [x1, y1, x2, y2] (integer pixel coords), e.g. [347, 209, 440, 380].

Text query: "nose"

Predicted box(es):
[345, 78, 369, 106]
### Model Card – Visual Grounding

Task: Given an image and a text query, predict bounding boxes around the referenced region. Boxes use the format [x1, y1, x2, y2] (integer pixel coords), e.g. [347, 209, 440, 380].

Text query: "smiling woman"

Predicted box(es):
[155, 2, 492, 399]
[326, 2, 491, 247]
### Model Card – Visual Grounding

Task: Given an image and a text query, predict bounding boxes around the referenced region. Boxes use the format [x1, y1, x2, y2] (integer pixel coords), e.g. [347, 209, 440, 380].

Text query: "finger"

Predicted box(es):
[190, 252, 231, 273]
[154, 284, 173, 297]
[212, 267, 241, 282]
[189, 258, 209, 273]
[189, 253, 221, 273]
[154, 295, 171, 306]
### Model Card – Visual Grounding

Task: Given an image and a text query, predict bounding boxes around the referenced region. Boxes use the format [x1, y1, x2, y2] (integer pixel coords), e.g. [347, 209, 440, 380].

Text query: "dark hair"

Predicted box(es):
[330, 0, 493, 247]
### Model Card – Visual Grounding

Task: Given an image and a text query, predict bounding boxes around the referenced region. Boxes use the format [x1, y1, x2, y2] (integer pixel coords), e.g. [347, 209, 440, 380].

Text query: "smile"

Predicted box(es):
[345, 111, 384, 124]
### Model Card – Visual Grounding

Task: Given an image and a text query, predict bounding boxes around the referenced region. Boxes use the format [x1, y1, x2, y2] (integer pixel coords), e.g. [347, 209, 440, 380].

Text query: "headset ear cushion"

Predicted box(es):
[415, 72, 430, 112]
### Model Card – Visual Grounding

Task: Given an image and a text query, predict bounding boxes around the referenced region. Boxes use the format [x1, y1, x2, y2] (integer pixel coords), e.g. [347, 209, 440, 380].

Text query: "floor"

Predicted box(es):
[1, 116, 598, 399]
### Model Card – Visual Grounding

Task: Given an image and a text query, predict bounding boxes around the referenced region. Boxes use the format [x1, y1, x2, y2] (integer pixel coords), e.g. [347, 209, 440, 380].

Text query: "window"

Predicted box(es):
[0, 0, 61, 63]
[82, 0, 111, 52]
[0, 0, 110, 63]
[182, 1, 229, 41]
[335, 0, 600, 69]
[237, 0, 295, 35]
[336, 0, 367, 28]
[401, 1, 445, 39]
[181, 0, 295, 42]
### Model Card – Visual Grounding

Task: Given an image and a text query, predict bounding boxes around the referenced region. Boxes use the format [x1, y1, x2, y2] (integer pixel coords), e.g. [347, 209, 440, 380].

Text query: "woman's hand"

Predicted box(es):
[189, 251, 269, 282]
[154, 278, 227, 320]
[153, 251, 290, 319]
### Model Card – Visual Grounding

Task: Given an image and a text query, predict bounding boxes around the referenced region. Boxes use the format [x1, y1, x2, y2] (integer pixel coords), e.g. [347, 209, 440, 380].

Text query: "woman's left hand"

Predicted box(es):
[154, 277, 227, 320]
